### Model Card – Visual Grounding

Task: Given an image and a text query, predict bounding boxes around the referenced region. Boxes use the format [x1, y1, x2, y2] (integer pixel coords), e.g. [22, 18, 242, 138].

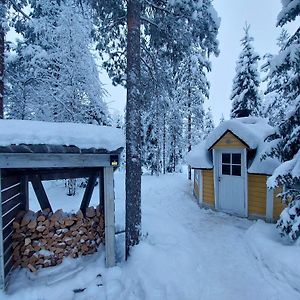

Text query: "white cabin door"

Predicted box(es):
[218, 150, 245, 216]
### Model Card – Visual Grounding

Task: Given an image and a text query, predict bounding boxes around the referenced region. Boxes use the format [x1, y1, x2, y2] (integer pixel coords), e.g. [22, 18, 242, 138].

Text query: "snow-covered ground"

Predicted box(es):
[2, 171, 300, 300]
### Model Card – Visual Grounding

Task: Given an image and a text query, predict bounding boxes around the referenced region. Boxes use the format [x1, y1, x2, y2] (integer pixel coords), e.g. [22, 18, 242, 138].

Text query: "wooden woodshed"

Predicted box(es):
[186, 117, 285, 222]
[0, 120, 124, 290]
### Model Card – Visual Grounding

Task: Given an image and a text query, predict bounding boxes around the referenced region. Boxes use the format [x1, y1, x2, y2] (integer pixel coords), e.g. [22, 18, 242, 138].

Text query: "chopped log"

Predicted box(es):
[28, 264, 37, 272]
[28, 221, 37, 230]
[86, 207, 96, 218]
[13, 221, 20, 230]
[24, 238, 31, 246]
[12, 206, 104, 271]
[37, 215, 46, 222]
[36, 225, 46, 232]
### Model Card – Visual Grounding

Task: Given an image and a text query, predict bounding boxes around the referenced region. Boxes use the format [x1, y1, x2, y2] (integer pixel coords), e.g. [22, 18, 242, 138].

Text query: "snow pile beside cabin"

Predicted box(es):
[0, 120, 124, 151]
[186, 117, 280, 175]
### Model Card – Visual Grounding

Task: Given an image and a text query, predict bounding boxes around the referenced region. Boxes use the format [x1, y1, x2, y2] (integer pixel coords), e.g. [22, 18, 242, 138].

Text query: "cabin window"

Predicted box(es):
[221, 153, 242, 176]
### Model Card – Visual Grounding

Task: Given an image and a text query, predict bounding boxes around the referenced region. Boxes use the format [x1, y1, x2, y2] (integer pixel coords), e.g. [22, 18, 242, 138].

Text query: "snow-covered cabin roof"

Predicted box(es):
[205, 117, 274, 150]
[186, 117, 280, 175]
[0, 120, 124, 153]
[185, 142, 213, 170]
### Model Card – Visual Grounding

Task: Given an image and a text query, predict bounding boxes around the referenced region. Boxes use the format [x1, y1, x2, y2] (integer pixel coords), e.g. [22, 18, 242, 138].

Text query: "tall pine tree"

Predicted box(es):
[230, 24, 261, 118]
[6, 0, 109, 125]
[126, 0, 142, 256]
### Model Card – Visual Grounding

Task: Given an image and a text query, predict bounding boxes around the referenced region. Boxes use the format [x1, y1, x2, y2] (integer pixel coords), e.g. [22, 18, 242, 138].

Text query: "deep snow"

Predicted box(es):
[1, 171, 300, 300]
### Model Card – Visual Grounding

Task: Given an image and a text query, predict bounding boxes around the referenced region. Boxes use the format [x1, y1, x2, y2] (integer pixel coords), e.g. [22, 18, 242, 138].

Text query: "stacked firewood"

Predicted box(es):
[12, 206, 104, 272]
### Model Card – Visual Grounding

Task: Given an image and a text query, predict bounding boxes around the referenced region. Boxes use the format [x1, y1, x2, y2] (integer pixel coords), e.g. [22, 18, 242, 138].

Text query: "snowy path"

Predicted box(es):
[2, 172, 299, 300]
[120, 172, 299, 300]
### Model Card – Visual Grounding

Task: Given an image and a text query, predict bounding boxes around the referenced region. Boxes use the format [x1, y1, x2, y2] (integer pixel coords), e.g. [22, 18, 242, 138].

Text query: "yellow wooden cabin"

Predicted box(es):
[186, 117, 284, 222]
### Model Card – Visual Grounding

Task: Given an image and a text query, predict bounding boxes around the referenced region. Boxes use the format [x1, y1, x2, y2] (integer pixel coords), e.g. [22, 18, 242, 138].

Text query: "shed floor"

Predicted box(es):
[1, 170, 300, 300]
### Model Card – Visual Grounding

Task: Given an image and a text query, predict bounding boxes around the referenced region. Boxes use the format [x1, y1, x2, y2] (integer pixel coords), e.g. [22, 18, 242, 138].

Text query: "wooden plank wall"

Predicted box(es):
[248, 174, 267, 217]
[212, 132, 246, 149]
[203, 170, 215, 207]
[0, 171, 25, 290]
[194, 181, 199, 199]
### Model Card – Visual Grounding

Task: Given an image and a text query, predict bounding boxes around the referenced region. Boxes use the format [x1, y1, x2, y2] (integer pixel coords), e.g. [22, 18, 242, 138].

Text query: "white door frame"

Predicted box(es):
[213, 148, 248, 217]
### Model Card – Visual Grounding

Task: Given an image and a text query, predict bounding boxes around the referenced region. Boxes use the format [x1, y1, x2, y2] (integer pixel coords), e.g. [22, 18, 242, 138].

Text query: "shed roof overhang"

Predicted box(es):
[0, 144, 123, 169]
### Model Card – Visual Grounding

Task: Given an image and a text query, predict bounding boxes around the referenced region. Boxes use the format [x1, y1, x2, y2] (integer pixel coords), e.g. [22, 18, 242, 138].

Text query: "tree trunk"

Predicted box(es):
[163, 114, 166, 174]
[187, 98, 192, 180]
[0, 1, 5, 119]
[126, 0, 141, 259]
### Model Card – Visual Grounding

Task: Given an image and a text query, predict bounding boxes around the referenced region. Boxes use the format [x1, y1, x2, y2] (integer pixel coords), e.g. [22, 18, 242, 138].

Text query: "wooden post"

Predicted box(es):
[99, 168, 104, 217]
[104, 167, 116, 267]
[80, 174, 97, 213]
[31, 175, 52, 212]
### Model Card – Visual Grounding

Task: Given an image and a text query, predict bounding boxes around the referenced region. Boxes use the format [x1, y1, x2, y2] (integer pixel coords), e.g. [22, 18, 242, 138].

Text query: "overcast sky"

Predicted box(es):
[106, 0, 298, 123]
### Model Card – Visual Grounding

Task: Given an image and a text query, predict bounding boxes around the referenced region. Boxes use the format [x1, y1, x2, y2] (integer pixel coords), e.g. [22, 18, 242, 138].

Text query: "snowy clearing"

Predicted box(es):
[1, 171, 300, 300]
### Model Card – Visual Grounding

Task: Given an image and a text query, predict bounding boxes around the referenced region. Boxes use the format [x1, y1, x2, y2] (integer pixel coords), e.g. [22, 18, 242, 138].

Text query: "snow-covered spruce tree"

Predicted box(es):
[177, 50, 209, 149]
[6, 0, 109, 125]
[261, 29, 290, 126]
[203, 107, 215, 139]
[266, 1, 300, 241]
[230, 24, 261, 118]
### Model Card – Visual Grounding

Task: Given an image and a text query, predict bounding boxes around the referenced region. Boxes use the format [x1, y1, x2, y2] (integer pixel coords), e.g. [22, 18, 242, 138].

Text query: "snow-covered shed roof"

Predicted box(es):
[185, 142, 213, 170]
[0, 120, 124, 153]
[205, 117, 274, 150]
[186, 117, 280, 175]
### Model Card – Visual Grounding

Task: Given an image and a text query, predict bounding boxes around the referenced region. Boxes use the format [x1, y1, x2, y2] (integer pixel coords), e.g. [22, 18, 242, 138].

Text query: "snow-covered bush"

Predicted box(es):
[276, 191, 300, 241]
[268, 152, 300, 241]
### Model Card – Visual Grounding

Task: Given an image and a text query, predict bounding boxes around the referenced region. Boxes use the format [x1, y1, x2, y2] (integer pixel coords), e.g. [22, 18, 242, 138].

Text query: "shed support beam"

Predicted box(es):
[99, 168, 104, 217]
[20, 175, 29, 212]
[30, 175, 52, 212]
[104, 167, 116, 267]
[80, 174, 98, 214]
